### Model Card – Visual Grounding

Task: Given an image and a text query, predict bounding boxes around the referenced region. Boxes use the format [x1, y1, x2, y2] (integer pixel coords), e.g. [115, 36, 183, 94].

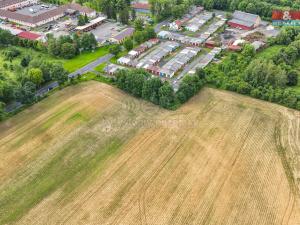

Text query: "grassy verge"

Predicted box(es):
[71, 72, 113, 85]
[94, 62, 107, 73]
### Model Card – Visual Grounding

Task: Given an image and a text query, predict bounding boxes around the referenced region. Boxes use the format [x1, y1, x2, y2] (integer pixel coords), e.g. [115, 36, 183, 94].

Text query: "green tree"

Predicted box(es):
[119, 7, 130, 24]
[134, 18, 144, 31]
[242, 44, 256, 58]
[78, 15, 86, 26]
[27, 68, 43, 86]
[133, 31, 145, 44]
[0, 101, 6, 121]
[244, 59, 287, 88]
[61, 42, 76, 59]
[16, 81, 36, 104]
[84, 14, 89, 23]
[109, 45, 121, 55]
[50, 63, 68, 85]
[124, 38, 133, 51]
[47, 39, 60, 56]
[80, 33, 97, 50]
[159, 82, 176, 109]
[39, 61, 53, 82]
[176, 75, 203, 103]
[20, 55, 31, 67]
[287, 70, 298, 86]
[145, 27, 156, 39]
[142, 77, 163, 104]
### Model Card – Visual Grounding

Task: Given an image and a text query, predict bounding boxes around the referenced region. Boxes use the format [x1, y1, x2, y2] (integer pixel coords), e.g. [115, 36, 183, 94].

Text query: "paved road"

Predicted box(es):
[68, 53, 113, 78]
[5, 53, 114, 113]
[36, 53, 114, 97]
[154, 20, 170, 33]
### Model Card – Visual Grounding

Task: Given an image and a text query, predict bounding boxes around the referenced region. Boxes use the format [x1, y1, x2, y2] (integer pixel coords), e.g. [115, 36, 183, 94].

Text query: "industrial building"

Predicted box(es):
[0, 0, 96, 27]
[228, 11, 261, 30]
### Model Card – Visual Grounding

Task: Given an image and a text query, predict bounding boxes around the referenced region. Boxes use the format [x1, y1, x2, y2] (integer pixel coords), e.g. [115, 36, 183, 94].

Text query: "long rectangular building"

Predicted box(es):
[228, 11, 261, 30]
[0, 1, 96, 27]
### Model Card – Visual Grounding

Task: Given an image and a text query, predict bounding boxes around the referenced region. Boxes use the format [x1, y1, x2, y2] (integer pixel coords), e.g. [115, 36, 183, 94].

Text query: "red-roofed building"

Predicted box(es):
[131, 2, 150, 13]
[228, 45, 242, 52]
[205, 40, 216, 49]
[18, 31, 41, 40]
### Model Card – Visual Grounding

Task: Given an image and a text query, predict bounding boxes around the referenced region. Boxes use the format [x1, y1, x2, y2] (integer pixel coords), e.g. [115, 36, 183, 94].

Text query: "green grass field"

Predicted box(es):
[62, 46, 111, 73]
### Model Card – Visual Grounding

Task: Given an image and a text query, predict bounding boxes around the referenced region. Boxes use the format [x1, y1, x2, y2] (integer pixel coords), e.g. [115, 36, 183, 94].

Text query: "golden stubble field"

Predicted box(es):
[0, 81, 299, 225]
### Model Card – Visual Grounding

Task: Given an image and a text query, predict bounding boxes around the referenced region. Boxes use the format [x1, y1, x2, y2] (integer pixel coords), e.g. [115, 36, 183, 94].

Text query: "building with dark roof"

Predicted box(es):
[228, 11, 261, 30]
[110, 27, 135, 43]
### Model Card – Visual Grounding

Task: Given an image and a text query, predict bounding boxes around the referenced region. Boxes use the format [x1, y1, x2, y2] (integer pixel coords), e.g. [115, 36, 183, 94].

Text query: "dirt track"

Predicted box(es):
[0, 81, 299, 225]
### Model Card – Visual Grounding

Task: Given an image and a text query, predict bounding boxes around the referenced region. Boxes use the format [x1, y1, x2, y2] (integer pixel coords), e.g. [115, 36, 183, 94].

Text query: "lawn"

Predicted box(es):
[255, 45, 285, 59]
[63, 45, 111, 73]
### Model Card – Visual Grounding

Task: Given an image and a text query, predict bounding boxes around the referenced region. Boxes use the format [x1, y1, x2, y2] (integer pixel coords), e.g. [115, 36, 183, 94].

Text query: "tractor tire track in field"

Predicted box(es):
[274, 113, 300, 225]
[60, 129, 163, 224]
[138, 133, 189, 225]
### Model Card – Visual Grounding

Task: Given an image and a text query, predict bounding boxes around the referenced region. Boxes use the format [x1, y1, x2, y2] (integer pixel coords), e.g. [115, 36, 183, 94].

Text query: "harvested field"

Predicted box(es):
[0, 81, 299, 225]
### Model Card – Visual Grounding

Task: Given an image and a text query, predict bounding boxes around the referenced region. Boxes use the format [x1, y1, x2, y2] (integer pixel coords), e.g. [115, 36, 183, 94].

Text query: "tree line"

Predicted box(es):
[148, 0, 300, 21]
[114, 68, 205, 110]
[195, 0, 300, 19]
[204, 27, 300, 110]
[46, 33, 97, 59]
[149, 0, 193, 21]
[78, 0, 135, 24]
